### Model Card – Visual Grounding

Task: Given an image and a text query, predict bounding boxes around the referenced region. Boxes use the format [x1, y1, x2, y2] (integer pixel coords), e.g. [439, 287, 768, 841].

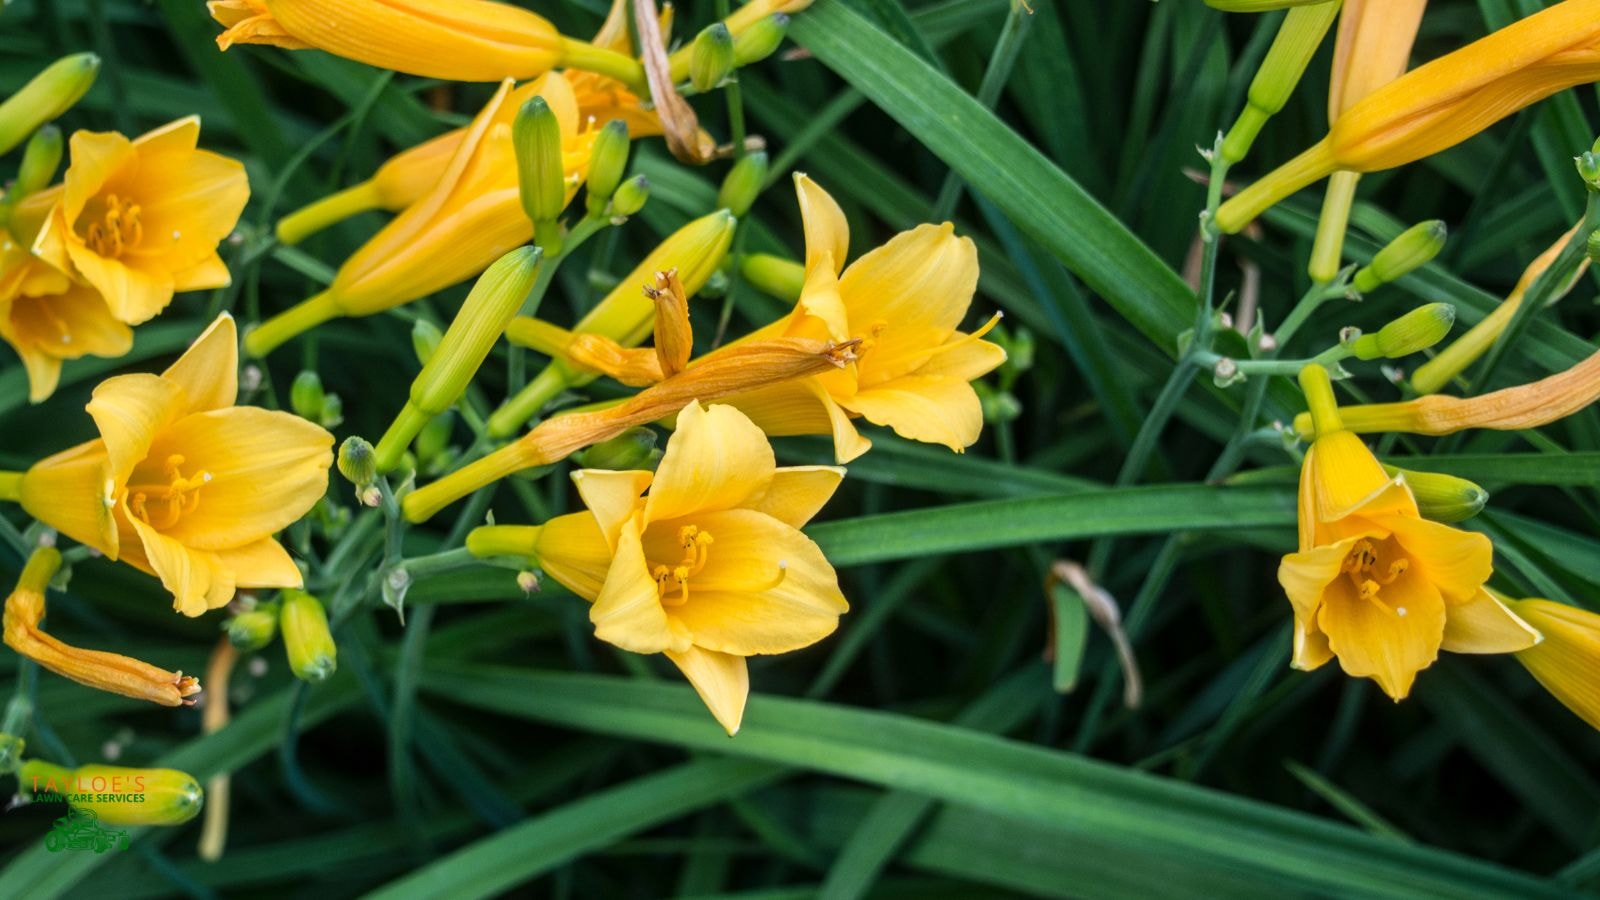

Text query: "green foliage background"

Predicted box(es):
[2, 0, 1599, 896]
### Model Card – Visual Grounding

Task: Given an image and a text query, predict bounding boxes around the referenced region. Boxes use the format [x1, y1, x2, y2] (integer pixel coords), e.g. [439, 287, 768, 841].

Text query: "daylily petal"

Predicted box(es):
[913, 337, 1008, 383]
[1293, 619, 1335, 671]
[841, 375, 983, 452]
[571, 468, 652, 552]
[795, 173, 848, 278]
[837, 222, 978, 339]
[1369, 514, 1493, 605]
[86, 373, 185, 487]
[665, 645, 749, 736]
[644, 402, 775, 524]
[215, 537, 305, 589]
[750, 466, 845, 529]
[724, 377, 872, 464]
[161, 314, 239, 414]
[145, 406, 332, 550]
[9, 284, 132, 363]
[170, 252, 233, 292]
[533, 511, 615, 602]
[17, 352, 62, 405]
[20, 441, 119, 557]
[590, 518, 676, 654]
[655, 509, 846, 656]
[127, 514, 235, 617]
[1308, 431, 1415, 526]
[789, 246, 850, 343]
[1442, 588, 1541, 654]
[1278, 538, 1360, 633]
[1319, 568, 1445, 701]
[134, 148, 249, 269]
[62, 130, 135, 226]
[67, 246, 173, 325]
[1509, 598, 1600, 730]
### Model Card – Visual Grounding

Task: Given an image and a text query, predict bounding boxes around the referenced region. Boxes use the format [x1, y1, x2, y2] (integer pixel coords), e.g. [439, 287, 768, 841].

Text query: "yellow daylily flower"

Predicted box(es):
[1291, 347, 1600, 437]
[26, 117, 248, 325]
[725, 174, 1005, 463]
[0, 230, 130, 403]
[1219, 0, 1600, 231]
[4, 547, 201, 707]
[247, 76, 595, 356]
[1506, 597, 1600, 731]
[467, 401, 848, 735]
[16, 315, 333, 616]
[1276, 366, 1538, 700]
[210, 0, 604, 83]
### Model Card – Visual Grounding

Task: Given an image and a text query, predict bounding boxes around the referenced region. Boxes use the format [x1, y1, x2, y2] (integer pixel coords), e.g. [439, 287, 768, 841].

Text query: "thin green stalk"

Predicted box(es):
[930, 0, 1034, 220]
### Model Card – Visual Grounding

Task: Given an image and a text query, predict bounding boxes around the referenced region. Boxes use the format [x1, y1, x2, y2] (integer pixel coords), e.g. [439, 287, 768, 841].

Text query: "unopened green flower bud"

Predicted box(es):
[1588, 229, 1600, 265]
[1350, 303, 1456, 360]
[995, 325, 1034, 374]
[1383, 465, 1489, 523]
[717, 151, 768, 218]
[585, 119, 631, 213]
[289, 371, 325, 420]
[1352, 220, 1447, 293]
[734, 14, 790, 66]
[227, 601, 279, 651]
[513, 97, 566, 225]
[15, 125, 63, 197]
[412, 319, 443, 366]
[690, 23, 736, 93]
[375, 247, 542, 472]
[1220, 4, 1340, 164]
[0, 53, 99, 156]
[977, 383, 1022, 423]
[608, 174, 650, 221]
[574, 426, 661, 471]
[414, 411, 454, 467]
[337, 436, 377, 488]
[318, 392, 343, 428]
[1205, 0, 1336, 10]
[1579, 151, 1600, 190]
[24, 760, 204, 826]
[740, 252, 804, 301]
[280, 590, 337, 682]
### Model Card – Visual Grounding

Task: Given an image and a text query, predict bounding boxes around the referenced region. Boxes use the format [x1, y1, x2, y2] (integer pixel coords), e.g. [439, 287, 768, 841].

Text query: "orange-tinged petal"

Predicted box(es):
[723, 378, 873, 464]
[795, 173, 848, 278]
[533, 511, 614, 602]
[1368, 514, 1492, 605]
[571, 468, 652, 552]
[590, 518, 677, 654]
[86, 373, 185, 487]
[1318, 568, 1445, 701]
[1307, 431, 1403, 523]
[1442, 589, 1540, 654]
[20, 441, 119, 557]
[1278, 539, 1358, 635]
[665, 645, 749, 736]
[1293, 619, 1335, 672]
[161, 314, 239, 414]
[651, 509, 846, 657]
[789, 245, 849, 343]
[215, 537, 305, 588]
[840, 374, 984, 452]
[644, 403, 775, 524]
[750, 466, 845, 529]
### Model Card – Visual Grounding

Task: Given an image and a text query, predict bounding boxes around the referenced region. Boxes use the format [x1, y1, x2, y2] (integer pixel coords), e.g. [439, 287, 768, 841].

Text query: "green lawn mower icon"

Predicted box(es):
[44, 807, 130, 853]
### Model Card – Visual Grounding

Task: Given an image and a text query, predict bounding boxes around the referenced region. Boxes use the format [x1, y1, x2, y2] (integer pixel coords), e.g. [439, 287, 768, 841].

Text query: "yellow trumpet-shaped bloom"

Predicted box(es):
[210, 0, 575, 84]
[1277, 366, 1537, 700]
[472, 401, 848, 735]
[4, 548, 201, 706]
[17, 315, 333, 616]
[247, 75, 594, 356]
[725, 174, 1005, 463]
[0, 230, 130, 403]
[1219, 0, 1600, 232]
[25, 117, 248, 325]
[1507, 597, 1600, 731]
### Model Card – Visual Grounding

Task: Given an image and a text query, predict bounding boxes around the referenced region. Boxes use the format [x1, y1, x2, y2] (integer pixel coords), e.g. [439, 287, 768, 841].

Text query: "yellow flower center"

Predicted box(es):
[83, 194, 144, 259]
[654, 525, 714, 607]
[1341, 538, 1412, 617]
[125, 454, 212, 530]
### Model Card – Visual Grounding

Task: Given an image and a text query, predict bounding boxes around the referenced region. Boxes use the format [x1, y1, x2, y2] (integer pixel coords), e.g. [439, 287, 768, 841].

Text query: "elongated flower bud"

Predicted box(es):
[573, 426, 662, 471]
[740, 253, 804, 301]
[412, 319, 444, 367]
[280, 590, 336, 683]
[290, 372, 325, 421]
[1508, 598, 1600, 731]
[585, 119, 631, 212]
[609, 174, 650, 220]
[23, 760, 204, 826]
[0, 53, 99, 156]
[734, 14, 790, 66]
[514, 97, 566, 226]
[1349, 303, 1455, 360]
[375, 247, 543, 471]
[14, 125, 62, 197]
[718, 152, 769, 218]
[227, 601, 279, 652]
[691, 24, 736, 93]
[1220, 2, 1342, 164]
[1382, 465, 1488, 522]
[1352, 221, 1446, 292]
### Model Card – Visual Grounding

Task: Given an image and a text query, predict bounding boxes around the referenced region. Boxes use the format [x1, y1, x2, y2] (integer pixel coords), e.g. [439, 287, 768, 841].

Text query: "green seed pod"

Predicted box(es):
[374, 247, 542, 472]
[1350, 303, 1456, 360]
[585, 119, 631, 212]
[1352, 220, 1447, 293]
[412, 318, 443, 366]
[0, 53, 99, 156]
[227, 601, 280, 652]
[733, 14, 790, 67]
[574, 426, 661, 471]
[23, 760, 204, 826]
[289, 371, 325, 421]
[512, 97, 566, 225]
[717, 151, 768, 218]
[1384, 465, 1489, 523]
[337, 436, 377, 489]
[280, 590, 337, 683]
[690, 23, 736, 93]
[608, 174, 651, 220]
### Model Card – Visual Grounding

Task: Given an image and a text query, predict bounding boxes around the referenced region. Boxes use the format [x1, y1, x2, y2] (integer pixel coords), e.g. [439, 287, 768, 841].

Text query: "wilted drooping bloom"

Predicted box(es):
[467, 402, 848, 734]
[726, 174, 1005, 463]
[1277, 365, 1538, 699]
[1219, 0, 1600, 231]
[17, 315, 333, 616]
